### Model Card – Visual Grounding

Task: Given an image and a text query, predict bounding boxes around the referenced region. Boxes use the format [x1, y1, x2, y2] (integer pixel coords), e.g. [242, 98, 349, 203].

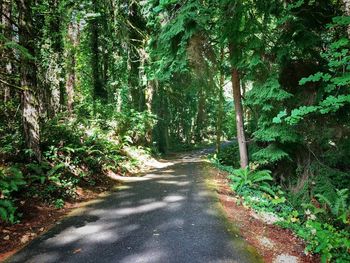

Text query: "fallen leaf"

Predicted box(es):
[20, 235, 30, 244]
[3, 235, 10, 240]
[73, 248, 82, 254]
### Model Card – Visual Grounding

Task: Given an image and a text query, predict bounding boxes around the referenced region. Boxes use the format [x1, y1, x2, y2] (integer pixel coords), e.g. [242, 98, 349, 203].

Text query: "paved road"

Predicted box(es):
[7, 152, 260, 263]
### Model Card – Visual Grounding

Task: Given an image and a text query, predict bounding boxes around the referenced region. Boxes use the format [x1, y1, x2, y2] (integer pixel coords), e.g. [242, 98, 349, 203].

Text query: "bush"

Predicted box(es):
[217, 143, 240, 167]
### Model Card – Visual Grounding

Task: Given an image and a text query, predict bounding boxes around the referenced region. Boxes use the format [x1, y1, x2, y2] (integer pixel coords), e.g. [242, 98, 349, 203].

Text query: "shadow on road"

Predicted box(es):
[7, 153, 260, 263]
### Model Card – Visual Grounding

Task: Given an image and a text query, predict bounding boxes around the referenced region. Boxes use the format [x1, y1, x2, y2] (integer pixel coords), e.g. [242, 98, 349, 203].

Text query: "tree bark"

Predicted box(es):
[216, 72, 225, 154]
[156, 86, 170, 153]
[50, 0, 64, 115]
[231, 68, 248, 168]
[145, 79, 155, 145]
[216, 49, 225, 154]
[1, 0, 12, 103]
[343, 0, 350, 37]
[195, 88, 206, 142]
[65, 20, 78, 115]
[90, 0, 106, 101]
[18, 0, 42, 161]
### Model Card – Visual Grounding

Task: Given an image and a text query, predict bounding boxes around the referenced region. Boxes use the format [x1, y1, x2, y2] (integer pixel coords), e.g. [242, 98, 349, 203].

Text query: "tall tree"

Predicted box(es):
[231, 64, 248, 168]
[17, 0, 42, 161]
[90, 0, 107, 101]
[65, 17, 79, 115]
[1, 0, 12, 103]
[224, 0, 249, 168]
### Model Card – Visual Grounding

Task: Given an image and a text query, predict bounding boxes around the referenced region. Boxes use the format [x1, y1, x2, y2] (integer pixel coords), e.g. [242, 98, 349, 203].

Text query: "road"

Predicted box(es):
[7, 151, 260, 263]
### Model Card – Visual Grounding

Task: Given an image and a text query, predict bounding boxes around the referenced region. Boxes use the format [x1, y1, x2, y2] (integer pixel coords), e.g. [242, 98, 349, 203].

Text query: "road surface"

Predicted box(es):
[7, 151, 260, 263]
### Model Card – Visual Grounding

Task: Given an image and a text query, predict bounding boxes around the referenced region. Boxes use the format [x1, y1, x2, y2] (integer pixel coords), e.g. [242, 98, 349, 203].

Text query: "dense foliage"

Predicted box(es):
[1, 0, 350, 261]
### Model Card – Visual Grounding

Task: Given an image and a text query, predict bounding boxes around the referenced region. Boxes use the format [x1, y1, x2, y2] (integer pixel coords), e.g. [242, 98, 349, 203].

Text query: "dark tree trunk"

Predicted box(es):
[17, 0, 41, 161]
[50, 0, 64, 115]
[195, 88, 206, 142]
[216, 71, 225, 154]
[155, 86, 170, 153]
[90, 0, 107, 101]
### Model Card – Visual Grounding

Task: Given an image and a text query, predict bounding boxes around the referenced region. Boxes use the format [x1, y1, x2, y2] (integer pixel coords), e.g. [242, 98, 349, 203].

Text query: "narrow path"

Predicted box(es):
[7, 152, 260, 263]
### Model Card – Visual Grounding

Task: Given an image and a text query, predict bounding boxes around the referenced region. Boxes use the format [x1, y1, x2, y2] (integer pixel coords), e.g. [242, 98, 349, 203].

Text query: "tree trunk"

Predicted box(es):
[145, 79, 155, 145]
[156, 86, 170, 153]
[90, 0, 106, 101]
[195, 88, 206, 142]
[231, 68, 248, 168]
[50, 0, 64, 115]
[18, 0, 41, 161]
[216, 49, 225, 153]
[216, 72, 225, 154]
[65, 21, 78, 115]
[1, 0, 12, 103]
[343, 0, 350, 37]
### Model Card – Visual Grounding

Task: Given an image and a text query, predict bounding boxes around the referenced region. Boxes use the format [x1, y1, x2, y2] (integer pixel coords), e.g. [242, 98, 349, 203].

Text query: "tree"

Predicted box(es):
[65, 17, 79, 115]
[222, 0, 249, 168]
[1, 0, 12, 103]
[17, 0, 42, 161]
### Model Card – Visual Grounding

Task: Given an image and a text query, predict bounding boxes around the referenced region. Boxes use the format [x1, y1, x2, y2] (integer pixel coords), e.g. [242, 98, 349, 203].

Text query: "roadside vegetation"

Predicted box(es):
[212, 153, 350, 262]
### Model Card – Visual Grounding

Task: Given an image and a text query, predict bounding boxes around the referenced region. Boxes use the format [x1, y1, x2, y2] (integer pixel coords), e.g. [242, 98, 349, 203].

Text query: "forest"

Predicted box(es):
[0, 0, 350, 262]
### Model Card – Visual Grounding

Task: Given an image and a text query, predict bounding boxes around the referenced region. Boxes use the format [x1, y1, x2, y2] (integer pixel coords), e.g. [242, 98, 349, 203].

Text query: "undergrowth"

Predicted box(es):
[0, 112, 155, 224]
[210, 155, 350, 263]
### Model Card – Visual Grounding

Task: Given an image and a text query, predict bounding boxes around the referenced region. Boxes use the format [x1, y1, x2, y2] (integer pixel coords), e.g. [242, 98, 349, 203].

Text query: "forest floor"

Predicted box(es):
[1, 149, 319, 263]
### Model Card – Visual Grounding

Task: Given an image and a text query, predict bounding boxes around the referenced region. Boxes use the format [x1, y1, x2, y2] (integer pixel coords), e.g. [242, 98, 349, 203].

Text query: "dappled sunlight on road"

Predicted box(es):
[8, 151, 259, 263]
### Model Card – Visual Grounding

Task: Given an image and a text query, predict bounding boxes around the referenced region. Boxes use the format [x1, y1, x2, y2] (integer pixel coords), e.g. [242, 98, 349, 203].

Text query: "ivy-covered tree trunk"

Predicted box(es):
[343, 0, 350, 37]
[90, 0, 106, 101]
[231, 68, 248, 168]
[145, 79, 155, 145]
[49, 0, 64, 116]
[18, 0, 41, 161]
[1, 0, 12, 103]
[65, 20, 78, 115]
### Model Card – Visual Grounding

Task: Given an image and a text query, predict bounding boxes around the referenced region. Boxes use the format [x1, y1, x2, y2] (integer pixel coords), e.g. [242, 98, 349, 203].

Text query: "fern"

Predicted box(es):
[229, 167, 274, 196]
[0, 199, 17, 223]
[0, 167, 26, 195]
[252, 144, 290, 164]
[316, 188, 349, 224]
